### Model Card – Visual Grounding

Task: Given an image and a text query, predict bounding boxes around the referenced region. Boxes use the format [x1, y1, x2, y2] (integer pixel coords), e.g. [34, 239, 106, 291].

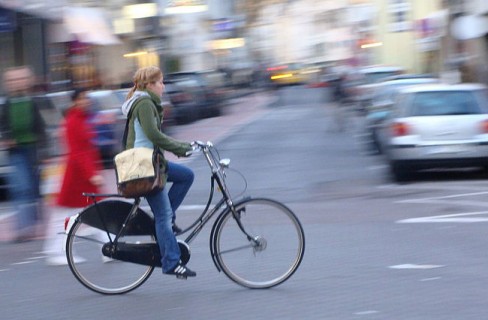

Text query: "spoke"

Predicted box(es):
[71, 234, 106, 245]
[218, 243, 254, 255]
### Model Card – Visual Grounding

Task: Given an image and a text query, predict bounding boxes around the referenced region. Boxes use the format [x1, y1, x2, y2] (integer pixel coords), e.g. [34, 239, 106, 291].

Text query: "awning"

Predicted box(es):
[62, 7, 120, 45]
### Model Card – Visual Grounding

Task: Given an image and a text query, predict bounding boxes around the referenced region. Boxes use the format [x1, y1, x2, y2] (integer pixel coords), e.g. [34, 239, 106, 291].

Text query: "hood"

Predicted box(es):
[121, 90, 150, 117]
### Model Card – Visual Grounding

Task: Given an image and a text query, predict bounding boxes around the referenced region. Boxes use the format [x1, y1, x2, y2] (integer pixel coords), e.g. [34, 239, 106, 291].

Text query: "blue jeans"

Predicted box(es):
[145, 186, 181, 272]
[7, 145, 40, 234]
[166, 162, 194, 223]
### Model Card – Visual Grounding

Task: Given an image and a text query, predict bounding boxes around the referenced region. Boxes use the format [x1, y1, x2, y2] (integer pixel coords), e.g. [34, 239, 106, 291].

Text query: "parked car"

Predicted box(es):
[348, 65, 405, 112]
[365, 77, 440, 153]
[163, 81, 200, 124]
[86, 90, 127, 167]
[267, 62, 309, 87]
[165, 71, 224, 120]
[378, 83, 488, 182]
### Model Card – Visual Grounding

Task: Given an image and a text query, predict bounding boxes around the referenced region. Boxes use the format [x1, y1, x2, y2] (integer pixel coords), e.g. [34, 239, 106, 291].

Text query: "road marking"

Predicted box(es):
[420, 277, 442, 282]
[397, 211, 488, 223]
[389, 264, 445, 269]
[354, 310, 379, 316]
[179, 205, 207, 211]
[141, 204, 207, 212]
[11, 261, 36, 266]
[396, 191, 488, 204]
[367, 165, 387, 171]
[0, 269, 9, 272]
[27, 256, 45, 260]
[0, 211, 15, 222]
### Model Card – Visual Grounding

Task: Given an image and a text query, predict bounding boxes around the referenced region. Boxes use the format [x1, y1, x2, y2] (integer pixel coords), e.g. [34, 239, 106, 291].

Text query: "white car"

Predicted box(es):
[378, 83, 488, 181]
[350, 65, 405, 112]
[365, 77, 439, 153]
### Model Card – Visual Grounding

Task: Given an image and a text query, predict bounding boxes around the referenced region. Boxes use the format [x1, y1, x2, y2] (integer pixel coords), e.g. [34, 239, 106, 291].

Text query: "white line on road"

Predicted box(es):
[389, 264, 445, 269]
[11, 261, 36, 266]
[0, 211, 15, 222]
[354, 310, 379, 315]
[0, 269, 9, 272]
[395, 191, 488, 204]
[367, 165, 387, 171]
[397, 211, 488, 223]
[179, 205, 208, 211]
[140, 204, 207, 212]
[420, 277, 442, 282]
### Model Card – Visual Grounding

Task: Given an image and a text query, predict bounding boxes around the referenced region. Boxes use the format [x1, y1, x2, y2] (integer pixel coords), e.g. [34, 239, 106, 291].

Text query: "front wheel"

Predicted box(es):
[212, 198, 305, 289]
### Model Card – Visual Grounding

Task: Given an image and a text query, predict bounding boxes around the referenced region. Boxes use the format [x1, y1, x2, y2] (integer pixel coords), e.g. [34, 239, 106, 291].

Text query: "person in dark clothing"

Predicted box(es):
[0, 66, 46, 242]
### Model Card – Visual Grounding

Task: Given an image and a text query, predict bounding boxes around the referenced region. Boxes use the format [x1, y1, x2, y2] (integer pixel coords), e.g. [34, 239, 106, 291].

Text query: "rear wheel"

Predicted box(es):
[66, 218, 155, 295]
[212, 198, 305, 289]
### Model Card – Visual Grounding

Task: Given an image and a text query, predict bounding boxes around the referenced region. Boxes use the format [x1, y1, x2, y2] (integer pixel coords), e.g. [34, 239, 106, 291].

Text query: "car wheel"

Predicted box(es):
[390, 162, 410, 182]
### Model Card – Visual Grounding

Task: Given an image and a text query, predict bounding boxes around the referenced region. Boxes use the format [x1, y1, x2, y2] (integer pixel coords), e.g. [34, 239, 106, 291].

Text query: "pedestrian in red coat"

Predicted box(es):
[43, 89, 105, 265]
[57, 89, 104, 206]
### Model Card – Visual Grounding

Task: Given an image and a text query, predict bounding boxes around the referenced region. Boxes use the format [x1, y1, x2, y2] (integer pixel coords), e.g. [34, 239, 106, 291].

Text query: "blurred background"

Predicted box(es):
[0, 0, 487, 199]
[0, 0, 486, 93]
[2, 2, 488, 317]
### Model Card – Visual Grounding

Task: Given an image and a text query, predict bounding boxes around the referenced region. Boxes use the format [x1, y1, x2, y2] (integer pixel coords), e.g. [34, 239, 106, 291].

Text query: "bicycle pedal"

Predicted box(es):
[176, 275, 188, 280]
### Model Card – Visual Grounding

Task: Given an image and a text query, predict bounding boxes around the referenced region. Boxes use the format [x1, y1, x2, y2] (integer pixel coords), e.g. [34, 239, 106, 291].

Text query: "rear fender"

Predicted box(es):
[77, 200, 155, 236]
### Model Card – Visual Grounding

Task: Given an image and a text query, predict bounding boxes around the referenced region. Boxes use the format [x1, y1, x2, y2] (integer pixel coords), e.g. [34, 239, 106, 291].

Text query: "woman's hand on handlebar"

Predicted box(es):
[185, 140, 208, 157]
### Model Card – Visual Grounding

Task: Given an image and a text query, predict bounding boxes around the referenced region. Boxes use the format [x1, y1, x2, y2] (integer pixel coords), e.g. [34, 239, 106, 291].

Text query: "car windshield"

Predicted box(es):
[410, 91, 484, 116]
[364, 71, 400, 83]
[376, 79, 438, 102]
[89, 92, 120, 111]
[169, 74, 204, 86]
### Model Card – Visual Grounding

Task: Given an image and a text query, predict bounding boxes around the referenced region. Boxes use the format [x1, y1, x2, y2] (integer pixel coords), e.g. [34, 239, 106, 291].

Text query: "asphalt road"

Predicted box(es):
[2, 86, 488, 319]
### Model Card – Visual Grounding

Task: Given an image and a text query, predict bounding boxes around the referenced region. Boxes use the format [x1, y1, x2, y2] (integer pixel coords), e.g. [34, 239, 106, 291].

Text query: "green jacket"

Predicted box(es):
[125, 90, 191, 174]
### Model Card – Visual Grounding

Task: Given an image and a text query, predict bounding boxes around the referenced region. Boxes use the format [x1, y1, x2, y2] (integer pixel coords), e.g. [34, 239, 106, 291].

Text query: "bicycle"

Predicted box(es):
[65, 141, 305, 295]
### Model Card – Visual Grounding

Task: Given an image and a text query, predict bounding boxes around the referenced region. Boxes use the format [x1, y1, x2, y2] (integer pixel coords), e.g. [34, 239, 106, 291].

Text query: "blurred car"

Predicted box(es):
[163, 81, 200, 124]
[348, 65, 405, 112]
[228, 62, 254, 87]
[381, 73, 436, 82]
[86, 90, 127, 167]
[267, 63, 309, 87]
[378, 83, 488, 182]
[365, 77, 440, 153]
[165, 71, 225, 120]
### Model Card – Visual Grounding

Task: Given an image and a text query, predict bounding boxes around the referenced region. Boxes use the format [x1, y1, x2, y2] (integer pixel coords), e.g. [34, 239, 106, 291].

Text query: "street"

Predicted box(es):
[1, 86, 488, 319]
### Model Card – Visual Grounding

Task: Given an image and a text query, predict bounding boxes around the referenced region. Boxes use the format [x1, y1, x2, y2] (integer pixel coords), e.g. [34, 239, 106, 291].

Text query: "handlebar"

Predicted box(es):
[185, 140, 212, 156]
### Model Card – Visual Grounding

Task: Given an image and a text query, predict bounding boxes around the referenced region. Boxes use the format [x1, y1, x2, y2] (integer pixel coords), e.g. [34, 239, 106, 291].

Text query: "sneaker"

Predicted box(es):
[164, 262, 196, 279]
[172, 223, 182, 234]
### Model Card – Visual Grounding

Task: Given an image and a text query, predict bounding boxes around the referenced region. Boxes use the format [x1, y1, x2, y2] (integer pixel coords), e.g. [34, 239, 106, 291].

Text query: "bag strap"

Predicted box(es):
[122, 96, 150, 149]
[121, 96, 163, 153]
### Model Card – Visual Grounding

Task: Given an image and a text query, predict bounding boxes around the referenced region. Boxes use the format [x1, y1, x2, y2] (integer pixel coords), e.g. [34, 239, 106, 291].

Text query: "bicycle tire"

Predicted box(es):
[66, 201, 156, 295]
[212, 198, 305, 289]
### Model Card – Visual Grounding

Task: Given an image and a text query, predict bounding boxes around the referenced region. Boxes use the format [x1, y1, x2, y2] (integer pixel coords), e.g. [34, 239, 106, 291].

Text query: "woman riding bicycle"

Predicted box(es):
[121, 66, 196, 278]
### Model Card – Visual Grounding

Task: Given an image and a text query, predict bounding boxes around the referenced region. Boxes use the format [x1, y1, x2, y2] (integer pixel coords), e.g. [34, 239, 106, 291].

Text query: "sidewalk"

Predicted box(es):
[0, 90, 277, 242]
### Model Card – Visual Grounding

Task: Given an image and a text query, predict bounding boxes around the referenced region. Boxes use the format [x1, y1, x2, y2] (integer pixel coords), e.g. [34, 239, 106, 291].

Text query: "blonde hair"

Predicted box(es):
[126, 66, 163, 100]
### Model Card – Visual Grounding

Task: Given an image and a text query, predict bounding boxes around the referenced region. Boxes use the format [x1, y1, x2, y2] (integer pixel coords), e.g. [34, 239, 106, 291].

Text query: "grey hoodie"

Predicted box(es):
[121, 90, 150, 117]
